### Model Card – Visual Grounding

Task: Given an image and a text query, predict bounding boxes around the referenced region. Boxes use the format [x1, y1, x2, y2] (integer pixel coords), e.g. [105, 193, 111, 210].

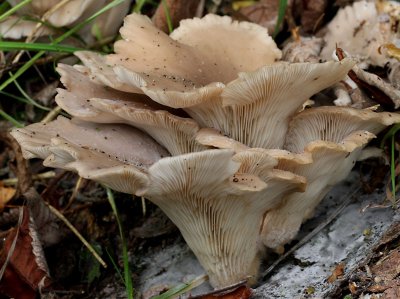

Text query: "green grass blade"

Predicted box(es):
[162, 0, 173, 33]
[0, 2, 11, 16]
[10, 73, 51, 111]
[133, 0, 148, 13]
[53, 0, 126, 45]
[0, 0, 32, 23]
[0, 0, 125, 92]
[273, 0, 287, 38]
[105, 248, 125, 283]
[0, 41, 84, 53]
[106, 188, 134, 299]
[0, 109, 24, 127]
[152, 274, 208, 299]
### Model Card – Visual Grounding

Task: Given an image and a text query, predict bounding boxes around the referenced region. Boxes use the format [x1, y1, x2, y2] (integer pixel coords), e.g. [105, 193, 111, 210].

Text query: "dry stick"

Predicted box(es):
[41, 106, 62, 123]
[63, 176, 84, 211]
[2, 170, 56, 186]
[262, 186, 361, 279]
[45, 202, 107, 268]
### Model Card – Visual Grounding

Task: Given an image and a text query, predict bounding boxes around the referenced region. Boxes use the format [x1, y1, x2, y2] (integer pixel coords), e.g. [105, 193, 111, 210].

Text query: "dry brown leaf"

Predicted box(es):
[196, 285, 252, 299]
[327, 262, 346, 283]
[0, 184, 16, 210]
[0, 206, 51, 298]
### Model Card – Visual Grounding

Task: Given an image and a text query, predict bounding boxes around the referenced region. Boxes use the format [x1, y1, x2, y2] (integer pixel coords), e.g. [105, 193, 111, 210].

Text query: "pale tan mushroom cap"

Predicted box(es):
[142, 148, 305, 288]
[321, 0, 399, 66]
[56, 63, 207, 155]
[3, 0, 130, 39]
[184, 59, 354, 148]
[10, 117, 169, 194]
[0, 16, 52, 39]
[100, 13, 281, 108]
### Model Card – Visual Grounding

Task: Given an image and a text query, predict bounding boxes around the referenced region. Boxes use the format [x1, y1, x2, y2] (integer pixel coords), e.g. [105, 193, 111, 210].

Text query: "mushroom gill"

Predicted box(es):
[261, 107, 400, 251]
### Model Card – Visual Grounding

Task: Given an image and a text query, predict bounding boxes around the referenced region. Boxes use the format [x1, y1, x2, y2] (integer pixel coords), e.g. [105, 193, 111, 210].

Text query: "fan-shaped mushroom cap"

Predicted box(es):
[55, 64, 207, 155]
[10, 117, 169, 194]
[96, 13, 281, 108]
[142, 149, 305, 288]
[261, 107, 400, 251]
[284, 107, 400, 153]
[75, 51, 142, 93]
[321, 0, 400, 66]
[2, 0, 130, 40]
[0, 16, 52, 39]
[184, 59, 354, 148]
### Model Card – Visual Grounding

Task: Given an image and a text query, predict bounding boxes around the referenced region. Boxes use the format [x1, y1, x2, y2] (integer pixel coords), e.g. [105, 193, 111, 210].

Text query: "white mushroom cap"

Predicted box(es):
[10, 117, 169, 194]
[321, 0, 399, 66]
[142, 149, 304, 288]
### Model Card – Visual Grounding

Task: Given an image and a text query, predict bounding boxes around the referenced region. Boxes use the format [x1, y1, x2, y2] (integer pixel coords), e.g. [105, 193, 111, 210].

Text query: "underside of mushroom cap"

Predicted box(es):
[262, 130, 376, 252]
[183, 59, 354, 148]
[284, 106, 400, 153]
[141, 149, 304, 288]
[89, 97, 207, 155]
[56, 63, 150, 122]
[10, 117, 169, 194]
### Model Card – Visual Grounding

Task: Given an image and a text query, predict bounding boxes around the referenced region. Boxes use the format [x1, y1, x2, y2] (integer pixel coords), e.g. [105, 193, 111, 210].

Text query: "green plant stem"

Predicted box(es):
[106, 188, 134, 299]
[274, 0, 287, 38]
[162, 0, 173, 33]
[10, 72, 51, 111]
[0, 0, 32, 23]
[0, 109, 24, 127]
[133, 0, 147, 13]
[0, 41, 83, 53]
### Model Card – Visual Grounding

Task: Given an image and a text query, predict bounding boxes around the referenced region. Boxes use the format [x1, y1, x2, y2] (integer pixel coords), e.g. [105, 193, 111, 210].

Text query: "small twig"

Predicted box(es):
[2, 170, 56, 186]
[63, 176, 84, 210]
[262, 186, 361, 278]
[41, 106, 62, 123]
[45, 202, 107, 268]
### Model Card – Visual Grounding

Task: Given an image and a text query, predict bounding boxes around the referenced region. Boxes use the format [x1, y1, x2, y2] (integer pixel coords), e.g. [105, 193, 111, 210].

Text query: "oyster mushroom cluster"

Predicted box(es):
[11, 13, 400, 288]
